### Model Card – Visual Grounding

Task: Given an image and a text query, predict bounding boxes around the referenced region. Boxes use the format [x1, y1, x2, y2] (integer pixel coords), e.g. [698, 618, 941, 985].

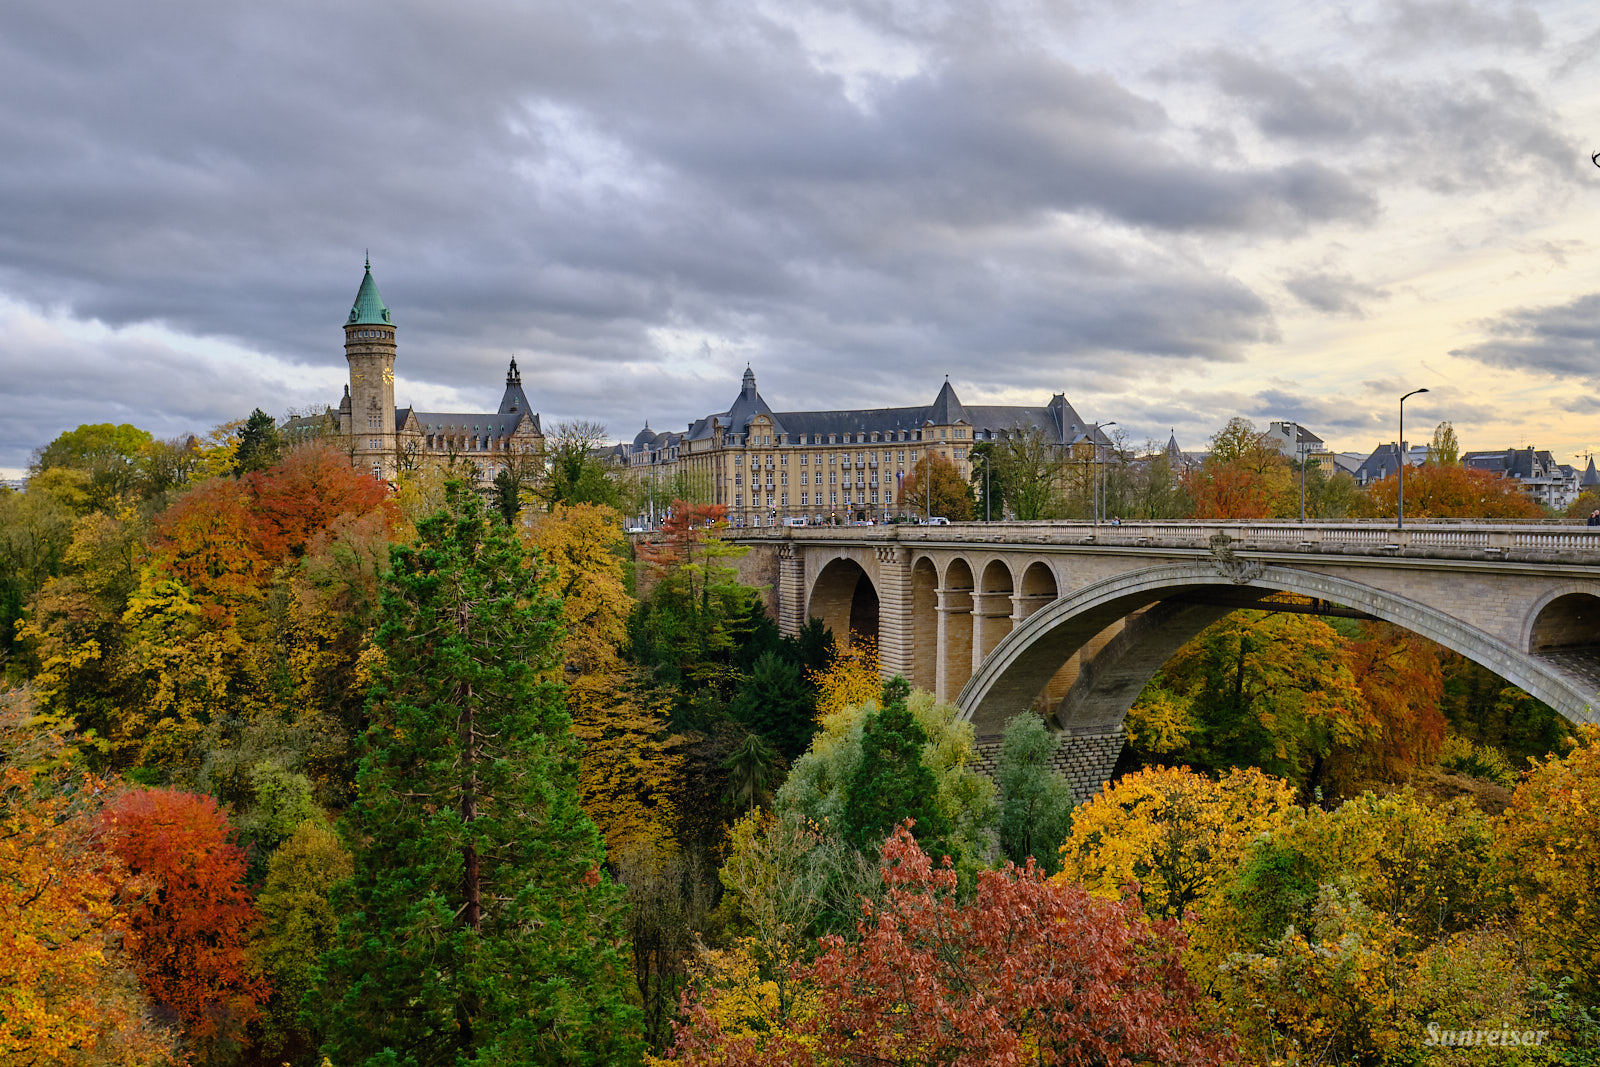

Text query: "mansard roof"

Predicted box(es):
[408, 410, 537, 437]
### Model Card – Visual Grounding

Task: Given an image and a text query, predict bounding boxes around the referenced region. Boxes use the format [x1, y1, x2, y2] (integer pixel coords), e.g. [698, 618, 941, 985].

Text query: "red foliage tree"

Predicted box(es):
[1338, 621, 1448, 783]
[637, 501, 730, 570]
[98, 787, 268, 1049]
[666, 825, 1234, 1066]
[246, 444, 394, 559]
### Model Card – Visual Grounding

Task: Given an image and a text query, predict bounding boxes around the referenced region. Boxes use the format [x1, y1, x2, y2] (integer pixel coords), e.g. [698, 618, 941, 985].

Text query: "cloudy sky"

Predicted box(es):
[2, 0, 1598, 476]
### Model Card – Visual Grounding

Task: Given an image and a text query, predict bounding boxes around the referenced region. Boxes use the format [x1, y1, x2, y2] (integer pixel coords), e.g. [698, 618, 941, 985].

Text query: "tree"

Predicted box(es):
[0, 482, 74, 655]
[314, 482, 640, 1067]
[567, 673, 685, 863]
[667, 826, 1235, 1067]
[898, 452, 974, 520]
[244, 443, 393, 560]
[0, 689, 181, 1067]
[30, 422, 155, 511]
[729, 650, 818, 760]
[1182, 417, 1291, 519]
[1497, 727, 1600, 1003]
[994, 713, 1075, 874]
[838, 678, 952, 856]
[97, 787, 269, 1056]
[1058, 765, 1300, 923]
[232, 408, 282, 476]
[253, 818, 352, 1065]
[1428, 420, 1461, 465]
[1361, 462, 1545, 519]
[723, 729, 784, 814]
[538, 420, 623, 509]
[981, 425, 1065, 520]
[526, 503, 632, 677]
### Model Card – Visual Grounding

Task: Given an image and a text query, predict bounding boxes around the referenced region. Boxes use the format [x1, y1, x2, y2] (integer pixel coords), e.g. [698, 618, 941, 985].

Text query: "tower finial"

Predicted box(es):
[365, 249, 370, 270]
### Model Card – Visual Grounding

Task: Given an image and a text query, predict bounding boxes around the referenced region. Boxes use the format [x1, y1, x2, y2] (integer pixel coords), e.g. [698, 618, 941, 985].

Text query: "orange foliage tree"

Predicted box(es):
[1362, 463, 1545, 520]
[150, 478, 270, 616]
[0, 689, 180, 1065]
[98, 787, 268, 1051]
[1183, 418, 1291, 520]
[1333, 621, 1448, 787]
[245, 443, 393, 559]
[666, 825, 1234, 1066]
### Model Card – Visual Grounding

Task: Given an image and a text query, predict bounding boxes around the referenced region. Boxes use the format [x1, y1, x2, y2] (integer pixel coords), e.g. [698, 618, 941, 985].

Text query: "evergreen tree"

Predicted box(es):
[839, 676, 951, 856]
[729, 650, 818, 759]
[314, 483, 640, 1067]
[233, 408, 282, 476]
[995, 713, 1075, 875]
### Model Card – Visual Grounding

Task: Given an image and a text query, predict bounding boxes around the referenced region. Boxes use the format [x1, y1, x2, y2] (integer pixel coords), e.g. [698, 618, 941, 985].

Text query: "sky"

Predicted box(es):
[2, 0, 1598, 477]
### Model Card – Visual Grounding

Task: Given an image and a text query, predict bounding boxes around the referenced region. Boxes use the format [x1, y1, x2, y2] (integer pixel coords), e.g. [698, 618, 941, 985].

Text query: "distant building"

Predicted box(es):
[1462, 448, 1579, 510]
[1353, 441, 1427, 486]
[1, 476, 25, 493]
[1265, 421, 1340, 474]
[620, 369, 1108, 526]
[310, 259, 545, 482]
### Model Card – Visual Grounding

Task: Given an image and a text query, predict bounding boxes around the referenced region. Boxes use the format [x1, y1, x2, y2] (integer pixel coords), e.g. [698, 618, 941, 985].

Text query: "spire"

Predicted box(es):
[507, 356, 521, 386]
[742, 364, 757, 398]
[498, 357, 533, 416]
[1583, 456, 1599, 488]
[347, 257, 392, 326]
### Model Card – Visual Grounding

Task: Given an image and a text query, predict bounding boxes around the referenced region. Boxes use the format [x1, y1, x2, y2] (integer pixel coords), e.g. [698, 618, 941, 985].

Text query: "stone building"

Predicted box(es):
[331, 259, 544, 481]
[620, 367, 1106, 527]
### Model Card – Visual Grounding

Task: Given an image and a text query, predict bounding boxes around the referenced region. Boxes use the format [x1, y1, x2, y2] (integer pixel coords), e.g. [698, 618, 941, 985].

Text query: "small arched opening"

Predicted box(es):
[976, 560, 1016, 662]
[912, 556, 939, 693]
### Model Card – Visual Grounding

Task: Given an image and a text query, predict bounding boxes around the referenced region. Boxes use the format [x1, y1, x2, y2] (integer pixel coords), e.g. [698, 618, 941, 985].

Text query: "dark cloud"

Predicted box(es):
[1376, 1, 1546, 53]
[1452, 292, 1600, 383]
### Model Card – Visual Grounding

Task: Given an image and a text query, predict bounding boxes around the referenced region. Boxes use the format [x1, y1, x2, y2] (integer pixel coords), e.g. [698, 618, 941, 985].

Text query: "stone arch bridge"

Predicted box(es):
[726, 522, 1600, 796]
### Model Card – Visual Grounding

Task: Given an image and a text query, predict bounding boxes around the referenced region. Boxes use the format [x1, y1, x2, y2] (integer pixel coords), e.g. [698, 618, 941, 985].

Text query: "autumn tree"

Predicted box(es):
[0, 689, 181, 1067]
[538, 419, 624, 510]
[668, 826, 1235, 1066]
[994, 713, 1075, 874]
[898, 452, 974, 520]
[526, 503, 633, 677]
[314, 482, 640, 1066]
[244, 443, 393, 560]
[1182, 417, 1291, 519]
[30, 422, 155, 511]
[980, 424, 1065, 520]
[1427, 420, 1460, 464]
[1497, 727, 1600, 1003]
[1361, 462, 1545, 519]
[97, 786, 268, 1057]
[1058, 765, 1300, 922]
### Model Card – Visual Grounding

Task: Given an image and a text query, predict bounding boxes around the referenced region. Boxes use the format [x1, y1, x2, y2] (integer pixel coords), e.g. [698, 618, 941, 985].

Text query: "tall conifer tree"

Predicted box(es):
[840, 676, 951, 856]
[315, 483, 640, 1067]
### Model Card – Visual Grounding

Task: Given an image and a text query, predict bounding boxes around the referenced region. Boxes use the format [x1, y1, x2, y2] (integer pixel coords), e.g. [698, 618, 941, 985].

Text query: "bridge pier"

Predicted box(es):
[971, 591, 1014, 668]
[935, 585, 973, 702]
[875, 547, 915, 678]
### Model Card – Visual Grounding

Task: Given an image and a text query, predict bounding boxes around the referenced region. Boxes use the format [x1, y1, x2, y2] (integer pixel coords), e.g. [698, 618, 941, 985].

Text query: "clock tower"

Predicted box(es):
[344, 255, 397, 478]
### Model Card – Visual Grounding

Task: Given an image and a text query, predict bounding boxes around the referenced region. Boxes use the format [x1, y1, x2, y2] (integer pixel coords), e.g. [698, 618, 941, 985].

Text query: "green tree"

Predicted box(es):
[994, 714, 1075, 875]
[839, 677, 951, 856]
[723, 730, 784, 814]
[1427, 420, 1460, 465]
[981, 425, 1064, 520]
[233, 409, 282, 476]
[728, 651, 817, 760]
[30, 422, 154, 511]
[314, 482, 640, 1067]
[255, 818, 352, 1065]
[539, 420, 623, 509]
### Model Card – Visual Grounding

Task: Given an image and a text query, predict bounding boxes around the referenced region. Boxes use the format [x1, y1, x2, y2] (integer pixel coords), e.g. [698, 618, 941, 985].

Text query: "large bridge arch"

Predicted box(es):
[808, 556, 880, 648]
[958, 562, 1600, 738]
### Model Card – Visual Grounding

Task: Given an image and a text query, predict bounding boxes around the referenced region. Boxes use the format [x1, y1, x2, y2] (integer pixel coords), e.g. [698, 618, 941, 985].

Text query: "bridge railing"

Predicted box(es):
[715, 520, 1600, 562]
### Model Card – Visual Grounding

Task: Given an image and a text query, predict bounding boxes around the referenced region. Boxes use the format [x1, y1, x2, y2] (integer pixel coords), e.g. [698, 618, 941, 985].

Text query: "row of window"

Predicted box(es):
[350, 329, 392, 340]
[731, 489, 892, 508]
[736, 427, 970, 447]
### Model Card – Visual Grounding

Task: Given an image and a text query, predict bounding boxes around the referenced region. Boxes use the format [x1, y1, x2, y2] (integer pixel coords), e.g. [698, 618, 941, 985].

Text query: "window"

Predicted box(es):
[830, 491, 837, 504]
[368, 414, 380, 430]
[801, 492, 809, 506]
[735, 473, 742, 486]
[830, 472, 837, 484]
[940, 429, 948, 439]
[800, 453, 807, 465]
[781, 493, 788, 506]
[897, 451, 905, 463]
[780, 473, 788, 485]
[955, 449, 965, 461]
[369, 438, 381, 450]
[372, 465, 382, 478]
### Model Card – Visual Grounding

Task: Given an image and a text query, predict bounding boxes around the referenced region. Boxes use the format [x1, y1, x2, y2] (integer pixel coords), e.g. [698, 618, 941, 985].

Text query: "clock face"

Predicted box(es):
[383, 369, 394, 385]
[351, 372, 364, 385]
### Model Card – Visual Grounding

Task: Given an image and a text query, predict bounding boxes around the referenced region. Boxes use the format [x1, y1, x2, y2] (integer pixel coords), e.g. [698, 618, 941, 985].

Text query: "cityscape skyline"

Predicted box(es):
[2, 0, 1598, 477]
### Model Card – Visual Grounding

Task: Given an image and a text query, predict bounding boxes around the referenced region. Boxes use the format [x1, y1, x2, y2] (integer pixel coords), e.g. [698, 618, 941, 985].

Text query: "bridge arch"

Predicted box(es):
[958, 562, 1600, 738]
[1522, 582, 1600, 653]
[808, 557, 879, 649]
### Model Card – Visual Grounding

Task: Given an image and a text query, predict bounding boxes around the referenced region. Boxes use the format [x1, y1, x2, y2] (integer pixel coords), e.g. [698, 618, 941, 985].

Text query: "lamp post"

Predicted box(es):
[1091, 421, 1116, 527]
[1294, 422, 1307, 523]
[1397, 388, 1429, 530]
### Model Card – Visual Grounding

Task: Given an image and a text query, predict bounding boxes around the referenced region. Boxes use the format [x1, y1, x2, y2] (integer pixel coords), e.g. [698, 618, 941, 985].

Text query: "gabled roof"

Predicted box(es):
[347, 257, 392, 326]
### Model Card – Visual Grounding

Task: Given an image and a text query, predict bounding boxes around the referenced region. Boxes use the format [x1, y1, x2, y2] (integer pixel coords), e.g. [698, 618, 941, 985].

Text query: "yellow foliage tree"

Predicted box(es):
[526, 503, 633, 677]
[807, 637, 880, 724]
[1057, 765, 1300, 922]
[567, 673, 685, 863]
[1497, 726, 1600, 1000]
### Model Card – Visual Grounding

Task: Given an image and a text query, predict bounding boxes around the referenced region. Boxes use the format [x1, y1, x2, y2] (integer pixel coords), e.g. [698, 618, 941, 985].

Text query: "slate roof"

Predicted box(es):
[656, 371, 1110, 448]
[1583, 458, 1599, 487]
[499, 357, 533, 416]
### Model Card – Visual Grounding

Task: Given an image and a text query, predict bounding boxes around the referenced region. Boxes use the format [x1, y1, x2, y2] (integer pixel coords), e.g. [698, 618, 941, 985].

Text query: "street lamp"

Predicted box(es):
[1397, 388, 1429, 530]
[1293, 422, 1307, 523]
[1091, 421, 1117, 527]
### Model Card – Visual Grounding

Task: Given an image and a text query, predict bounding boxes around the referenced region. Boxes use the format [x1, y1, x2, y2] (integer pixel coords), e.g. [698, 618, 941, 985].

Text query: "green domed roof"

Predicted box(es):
[347, 256, 392, 325]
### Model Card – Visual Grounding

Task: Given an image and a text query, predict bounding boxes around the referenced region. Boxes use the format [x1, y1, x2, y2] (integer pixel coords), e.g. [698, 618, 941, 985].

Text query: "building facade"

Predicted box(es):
[618, 368, 1106, 527]
[331, 260, 544, 481]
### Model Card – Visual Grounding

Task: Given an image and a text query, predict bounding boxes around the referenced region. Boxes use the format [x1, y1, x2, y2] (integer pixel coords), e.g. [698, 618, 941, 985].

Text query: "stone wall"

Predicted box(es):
[971, 728, 1127, 802]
